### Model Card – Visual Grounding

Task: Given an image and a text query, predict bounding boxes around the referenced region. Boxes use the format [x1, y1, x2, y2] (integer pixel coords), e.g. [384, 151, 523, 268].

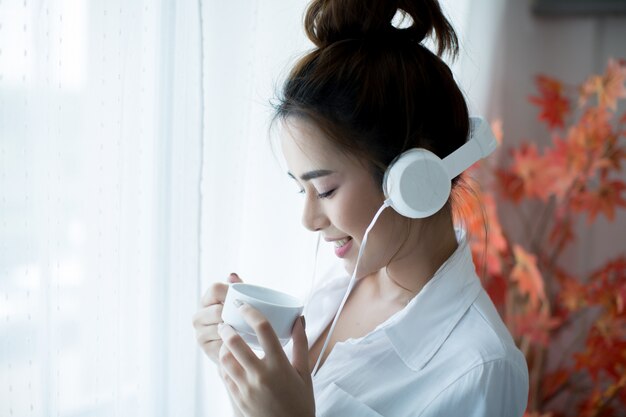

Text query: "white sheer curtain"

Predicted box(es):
[198, 1, 322, 414]
[1, 0, 204, 415]
[436, 0, 506, 117]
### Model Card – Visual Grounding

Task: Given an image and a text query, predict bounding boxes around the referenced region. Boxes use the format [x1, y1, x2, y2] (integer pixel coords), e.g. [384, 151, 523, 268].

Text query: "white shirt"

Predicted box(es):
[298, 232, 529, 417]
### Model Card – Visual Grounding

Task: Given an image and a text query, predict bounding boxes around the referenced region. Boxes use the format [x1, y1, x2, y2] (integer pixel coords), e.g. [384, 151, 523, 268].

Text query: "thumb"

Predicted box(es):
[291, 316, 310, 378]
[227, 272, 243, 284]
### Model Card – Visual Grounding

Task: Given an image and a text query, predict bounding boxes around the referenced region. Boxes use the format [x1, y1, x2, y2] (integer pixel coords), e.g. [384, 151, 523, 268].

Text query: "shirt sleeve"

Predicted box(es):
[419, 358, 529, 417]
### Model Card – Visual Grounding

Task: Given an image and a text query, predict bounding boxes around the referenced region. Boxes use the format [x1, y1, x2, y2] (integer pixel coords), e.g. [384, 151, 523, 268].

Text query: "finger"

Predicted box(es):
[227, 272, 243, 284]
[219, 340, 247, 389]
[195, 324, 220, 345]
[192, 304, 224, 328]
[235, 301, 285, 360]
[201, 339, 221, 362]
[219, 361, 241, 398]
[220, 366, 246, 415]
[201, 282, 229, 307]
[219, 323, 262, 373]
[291, 316, 311, 378]
[202, 338, 221, 348]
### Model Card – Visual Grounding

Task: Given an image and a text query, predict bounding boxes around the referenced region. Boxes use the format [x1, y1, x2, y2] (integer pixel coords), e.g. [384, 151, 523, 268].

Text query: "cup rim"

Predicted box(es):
[230, 282, 303, 309]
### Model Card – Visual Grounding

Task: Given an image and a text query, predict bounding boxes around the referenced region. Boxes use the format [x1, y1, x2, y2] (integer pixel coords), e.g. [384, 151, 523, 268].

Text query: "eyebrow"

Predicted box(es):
[287, 169, 335, 182]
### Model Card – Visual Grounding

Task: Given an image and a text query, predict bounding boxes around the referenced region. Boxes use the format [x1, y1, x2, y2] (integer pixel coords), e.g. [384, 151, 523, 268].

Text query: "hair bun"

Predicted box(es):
[303, 0, 458, 57]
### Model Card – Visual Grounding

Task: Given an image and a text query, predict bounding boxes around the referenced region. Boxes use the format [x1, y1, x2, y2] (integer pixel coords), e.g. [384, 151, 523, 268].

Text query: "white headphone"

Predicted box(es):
[311, 116, 497, 375]
[382, 116, 497, 218]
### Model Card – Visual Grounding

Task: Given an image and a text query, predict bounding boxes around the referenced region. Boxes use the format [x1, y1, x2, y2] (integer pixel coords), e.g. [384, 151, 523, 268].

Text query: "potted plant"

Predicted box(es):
[457, 58, 626, 417]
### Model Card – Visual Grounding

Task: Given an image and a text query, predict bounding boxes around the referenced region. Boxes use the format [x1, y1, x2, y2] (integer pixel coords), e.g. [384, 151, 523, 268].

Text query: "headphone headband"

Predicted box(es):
[443, 117, 497, 179]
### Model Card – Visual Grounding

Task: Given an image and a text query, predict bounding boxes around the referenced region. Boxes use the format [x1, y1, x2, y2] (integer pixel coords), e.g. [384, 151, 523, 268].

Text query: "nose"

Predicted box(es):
[301, 194, 330, 232]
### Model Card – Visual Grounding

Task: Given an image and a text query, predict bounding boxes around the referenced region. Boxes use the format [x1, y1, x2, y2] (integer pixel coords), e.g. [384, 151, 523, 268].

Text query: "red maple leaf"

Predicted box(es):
[588, 257, 626, 315]
[571, 107, 615, 152]
[481, 271, 508, 308]
[511, 245, 546, 308]
[571, 179, 626, 223]
[510, 141, 578, 201]
[496, 168, 525, 203]
[543, 137, 580, 200]
[512, 309, 561, 346]
[602, 142, 626, 171]
[574, 327, 626, 382]
[580, 58, 626, 110]
[511, 143, 546, 199]
[558, 271, 587, 312]
[530, 75, 571, 129]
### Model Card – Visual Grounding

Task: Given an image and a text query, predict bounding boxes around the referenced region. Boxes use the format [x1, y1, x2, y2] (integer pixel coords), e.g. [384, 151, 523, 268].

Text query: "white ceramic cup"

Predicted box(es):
[221, 283, 304, 350]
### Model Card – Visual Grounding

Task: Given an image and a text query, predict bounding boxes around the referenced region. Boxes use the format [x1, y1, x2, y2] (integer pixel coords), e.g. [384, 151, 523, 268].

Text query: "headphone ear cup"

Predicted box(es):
[382, 148, 451, 219]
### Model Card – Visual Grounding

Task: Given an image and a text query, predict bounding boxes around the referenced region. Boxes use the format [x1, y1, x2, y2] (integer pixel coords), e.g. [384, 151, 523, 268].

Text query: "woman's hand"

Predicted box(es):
[192, 273, 243, 365]
[218, 302, 315, 417]
[193, 273, 247, 417]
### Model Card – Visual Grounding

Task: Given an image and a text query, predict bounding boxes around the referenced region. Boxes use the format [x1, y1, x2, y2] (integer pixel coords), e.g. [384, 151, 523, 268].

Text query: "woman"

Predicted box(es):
[193, 0, 529, 415]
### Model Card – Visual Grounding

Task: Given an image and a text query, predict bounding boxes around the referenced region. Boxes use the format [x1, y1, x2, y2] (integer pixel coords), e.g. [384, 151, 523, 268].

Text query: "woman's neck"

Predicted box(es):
[368, 212, 459, 306]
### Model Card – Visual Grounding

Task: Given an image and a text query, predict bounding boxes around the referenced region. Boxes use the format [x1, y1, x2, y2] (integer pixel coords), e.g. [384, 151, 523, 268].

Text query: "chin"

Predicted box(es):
[342, 260, 373, 280]
[341, 260, 357, 277]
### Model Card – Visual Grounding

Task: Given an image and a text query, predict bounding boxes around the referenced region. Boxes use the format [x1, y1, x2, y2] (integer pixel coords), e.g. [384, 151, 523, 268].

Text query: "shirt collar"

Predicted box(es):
[383, 230, 482, 372]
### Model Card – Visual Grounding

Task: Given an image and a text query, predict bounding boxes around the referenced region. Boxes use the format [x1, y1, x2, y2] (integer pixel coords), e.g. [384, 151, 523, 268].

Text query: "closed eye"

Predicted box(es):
[317, 188, 336, 199]
[297, 188, 336, 199]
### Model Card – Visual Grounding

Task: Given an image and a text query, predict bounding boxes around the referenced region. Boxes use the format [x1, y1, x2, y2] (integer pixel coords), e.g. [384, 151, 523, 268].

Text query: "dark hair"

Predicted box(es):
[271, 0, 469, 193]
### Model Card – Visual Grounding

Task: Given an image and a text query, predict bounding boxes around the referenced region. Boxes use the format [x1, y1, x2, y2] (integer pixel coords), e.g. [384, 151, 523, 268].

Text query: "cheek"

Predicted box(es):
[331, 177, 386, 237]
[328, 196, 354, 229]
[333, 195, 381, 238]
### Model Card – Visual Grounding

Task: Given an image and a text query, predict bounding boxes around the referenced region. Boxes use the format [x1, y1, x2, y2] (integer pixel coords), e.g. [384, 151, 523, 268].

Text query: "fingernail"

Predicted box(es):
[233, 299, 243, 308]
[301, 316, 306, 329]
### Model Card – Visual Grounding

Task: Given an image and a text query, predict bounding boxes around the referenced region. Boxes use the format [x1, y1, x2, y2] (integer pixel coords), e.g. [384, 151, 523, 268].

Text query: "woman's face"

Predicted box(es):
[280, 117, 408, 278]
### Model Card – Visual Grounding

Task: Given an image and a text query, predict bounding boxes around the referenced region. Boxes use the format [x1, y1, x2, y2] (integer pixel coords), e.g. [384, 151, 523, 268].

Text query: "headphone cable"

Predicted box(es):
[312, 199, 391, 376]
